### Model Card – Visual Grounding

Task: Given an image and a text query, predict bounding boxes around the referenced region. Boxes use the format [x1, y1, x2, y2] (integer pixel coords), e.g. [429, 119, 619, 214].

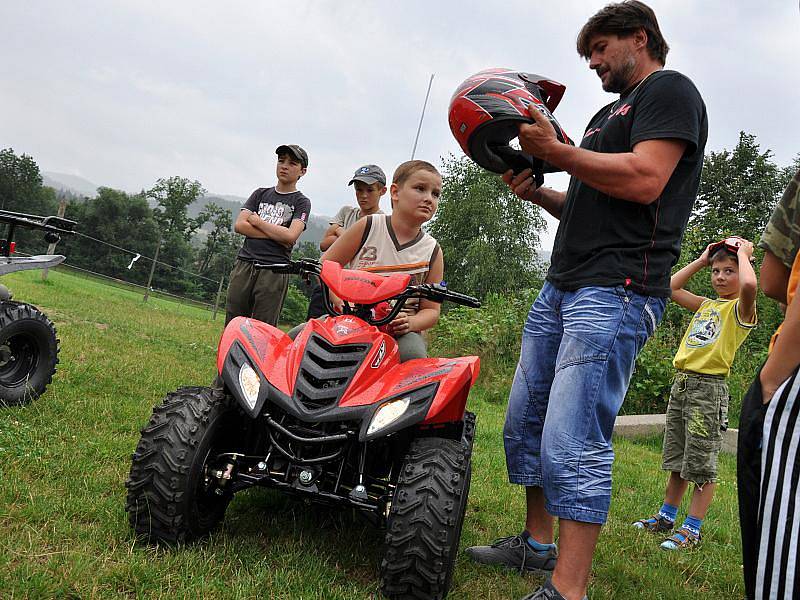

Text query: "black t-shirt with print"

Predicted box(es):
[236, 187, 311, 263]
[547, 70, 708, 298]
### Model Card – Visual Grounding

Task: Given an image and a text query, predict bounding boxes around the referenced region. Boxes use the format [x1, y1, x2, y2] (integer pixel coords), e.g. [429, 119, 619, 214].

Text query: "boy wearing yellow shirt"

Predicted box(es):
[633, 237, 757, 550]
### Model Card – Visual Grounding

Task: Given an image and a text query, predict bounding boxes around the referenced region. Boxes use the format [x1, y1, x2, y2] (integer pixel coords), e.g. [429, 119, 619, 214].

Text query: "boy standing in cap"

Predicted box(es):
[225, 144, 311, 326]
[306, 164, 386, 319]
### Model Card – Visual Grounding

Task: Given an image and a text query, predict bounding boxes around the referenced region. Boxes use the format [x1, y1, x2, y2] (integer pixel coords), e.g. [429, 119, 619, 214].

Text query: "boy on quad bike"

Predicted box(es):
[126, 161, 482, 600]
[289, 159, 444, 363]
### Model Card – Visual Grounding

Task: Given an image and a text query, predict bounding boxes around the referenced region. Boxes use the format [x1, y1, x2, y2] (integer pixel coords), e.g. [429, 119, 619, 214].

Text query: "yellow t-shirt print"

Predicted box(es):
[686, 305, 722, 348]
[673, 298, 756, 377]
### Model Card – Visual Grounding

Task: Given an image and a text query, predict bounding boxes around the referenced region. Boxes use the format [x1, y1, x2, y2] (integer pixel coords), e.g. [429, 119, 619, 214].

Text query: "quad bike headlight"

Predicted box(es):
[238, 363, 260, 410]
[367, 397, 411, 436]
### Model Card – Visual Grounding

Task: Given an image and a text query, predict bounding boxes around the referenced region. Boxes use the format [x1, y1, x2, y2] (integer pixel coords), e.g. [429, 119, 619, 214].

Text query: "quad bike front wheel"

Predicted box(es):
[0, 301, 59, 406]
[380, 412, 476, 600]
[125, 386, 241, 544]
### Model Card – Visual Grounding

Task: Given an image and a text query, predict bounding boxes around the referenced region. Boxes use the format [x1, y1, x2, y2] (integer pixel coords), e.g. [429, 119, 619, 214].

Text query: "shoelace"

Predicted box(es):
[490, 535, 537, 574]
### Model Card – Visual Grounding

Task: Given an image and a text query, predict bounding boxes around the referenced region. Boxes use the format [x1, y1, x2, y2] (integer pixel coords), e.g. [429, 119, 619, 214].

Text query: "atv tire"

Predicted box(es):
[381, 433, 473, 600]
[0, 301, 59, 406]
[125, 386, 240, 545]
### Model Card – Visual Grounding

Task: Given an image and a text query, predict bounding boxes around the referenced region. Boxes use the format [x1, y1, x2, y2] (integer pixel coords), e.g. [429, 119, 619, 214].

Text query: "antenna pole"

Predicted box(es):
[411, 73, 435, 159]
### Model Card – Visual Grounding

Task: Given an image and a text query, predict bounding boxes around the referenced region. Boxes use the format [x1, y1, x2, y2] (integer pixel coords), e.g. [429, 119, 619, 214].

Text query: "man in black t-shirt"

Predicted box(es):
[465, 3, 707, 599]
[224, 144, 311, 326]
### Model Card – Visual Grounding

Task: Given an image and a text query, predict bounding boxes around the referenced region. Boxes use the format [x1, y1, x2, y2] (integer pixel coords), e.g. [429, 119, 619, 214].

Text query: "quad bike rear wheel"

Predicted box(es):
[0, 301, 59, 406]
[125, 386, 241, 544]
[380, 412, 475, 600]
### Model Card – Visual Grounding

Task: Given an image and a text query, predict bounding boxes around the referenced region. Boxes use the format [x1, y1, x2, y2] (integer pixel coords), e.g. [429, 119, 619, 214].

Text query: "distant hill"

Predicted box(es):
[43, 171, 100, 197]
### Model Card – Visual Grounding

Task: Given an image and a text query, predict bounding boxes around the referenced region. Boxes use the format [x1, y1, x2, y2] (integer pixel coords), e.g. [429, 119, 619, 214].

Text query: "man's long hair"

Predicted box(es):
[576, 0, 669, 65]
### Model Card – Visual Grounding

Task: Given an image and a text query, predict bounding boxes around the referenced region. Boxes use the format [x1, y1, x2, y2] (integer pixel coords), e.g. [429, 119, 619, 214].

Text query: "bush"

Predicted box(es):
[430, 289, 538, 400]
[280, 284, 309, 327]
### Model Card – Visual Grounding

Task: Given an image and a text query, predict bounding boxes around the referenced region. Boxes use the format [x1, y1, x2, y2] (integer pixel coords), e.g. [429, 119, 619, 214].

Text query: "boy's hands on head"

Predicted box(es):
[699, 242, 715, 264]
[738, 239, 755, 261]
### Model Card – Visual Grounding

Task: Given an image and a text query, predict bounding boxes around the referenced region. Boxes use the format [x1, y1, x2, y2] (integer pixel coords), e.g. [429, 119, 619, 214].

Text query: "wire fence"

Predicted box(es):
[15, 226, 228, 318]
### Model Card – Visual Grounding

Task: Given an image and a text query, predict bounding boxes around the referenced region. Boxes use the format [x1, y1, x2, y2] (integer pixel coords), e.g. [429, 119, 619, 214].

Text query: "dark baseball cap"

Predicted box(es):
[348, 164, 386, 186]
[275, 144, 309, 168]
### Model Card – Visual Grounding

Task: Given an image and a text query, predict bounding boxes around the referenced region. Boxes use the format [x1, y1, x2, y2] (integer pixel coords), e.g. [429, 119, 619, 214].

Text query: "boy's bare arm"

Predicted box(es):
[761, 291, 800, 403]
[247, 213, 305, 246]
[389, 251, 445, 337]
[319, 223, 342, 251]
[670, 244, 712, 312]
[321, 218, 368, 265]
[736, 241, 757, 323]
[234, 210, 268, 238]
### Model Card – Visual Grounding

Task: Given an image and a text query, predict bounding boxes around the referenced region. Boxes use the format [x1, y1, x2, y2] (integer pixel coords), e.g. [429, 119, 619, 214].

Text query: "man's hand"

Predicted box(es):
[518, 104, 560, 159]
[502, 168, 540, 202]
[246, 213, 262, 226]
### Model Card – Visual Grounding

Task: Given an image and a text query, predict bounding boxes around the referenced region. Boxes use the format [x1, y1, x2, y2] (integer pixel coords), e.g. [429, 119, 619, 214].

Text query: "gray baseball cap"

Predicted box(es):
[275, 144, 309, 168]
[348, 164, 386, 186]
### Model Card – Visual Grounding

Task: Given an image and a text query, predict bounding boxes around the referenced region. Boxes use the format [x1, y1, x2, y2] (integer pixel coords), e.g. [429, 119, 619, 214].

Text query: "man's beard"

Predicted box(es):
[601, 55, 637, 93]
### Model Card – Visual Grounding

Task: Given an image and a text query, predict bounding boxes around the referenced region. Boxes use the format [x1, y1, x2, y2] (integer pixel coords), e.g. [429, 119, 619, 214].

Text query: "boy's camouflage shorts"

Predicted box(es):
[662, 371, 729, 485]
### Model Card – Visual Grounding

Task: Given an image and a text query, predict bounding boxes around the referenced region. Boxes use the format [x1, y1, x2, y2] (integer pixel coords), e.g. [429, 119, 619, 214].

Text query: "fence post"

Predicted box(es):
[42, 199, 67, 281]
[143, 234, 162, 302]
[212, 275, 225, 321]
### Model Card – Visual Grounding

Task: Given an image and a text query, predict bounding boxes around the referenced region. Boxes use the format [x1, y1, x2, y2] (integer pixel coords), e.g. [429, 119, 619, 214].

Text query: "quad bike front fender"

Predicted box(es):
[217, 316, 294, 396]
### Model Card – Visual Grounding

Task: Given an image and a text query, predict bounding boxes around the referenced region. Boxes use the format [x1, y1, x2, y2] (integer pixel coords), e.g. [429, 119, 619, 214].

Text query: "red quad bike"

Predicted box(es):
[126, 258, 482, 600]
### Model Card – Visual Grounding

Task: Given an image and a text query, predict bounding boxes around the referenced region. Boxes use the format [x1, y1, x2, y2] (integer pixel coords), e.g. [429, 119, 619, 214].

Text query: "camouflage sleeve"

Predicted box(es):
[760, 168, 800, 269]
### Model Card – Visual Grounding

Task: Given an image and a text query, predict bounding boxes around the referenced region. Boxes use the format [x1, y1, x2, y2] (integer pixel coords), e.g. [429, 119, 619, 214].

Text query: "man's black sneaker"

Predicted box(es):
[465, 533, 557, 574]
[520, 579, 588, 600]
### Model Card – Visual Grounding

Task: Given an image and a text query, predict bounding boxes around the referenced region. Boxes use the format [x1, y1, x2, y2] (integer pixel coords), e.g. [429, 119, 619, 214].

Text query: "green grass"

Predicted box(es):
[0, 270, 744, 599]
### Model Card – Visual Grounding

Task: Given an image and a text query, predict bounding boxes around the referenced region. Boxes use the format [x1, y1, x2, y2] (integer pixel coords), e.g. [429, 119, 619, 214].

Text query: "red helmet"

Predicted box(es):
[448, 68, 572, 185]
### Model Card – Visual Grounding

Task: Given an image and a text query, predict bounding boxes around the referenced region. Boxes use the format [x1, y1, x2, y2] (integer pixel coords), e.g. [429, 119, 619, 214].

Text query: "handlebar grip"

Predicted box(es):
[425, 284, 480, 308]
[447, 291, 481, 308]
[255, 262, 297, 273]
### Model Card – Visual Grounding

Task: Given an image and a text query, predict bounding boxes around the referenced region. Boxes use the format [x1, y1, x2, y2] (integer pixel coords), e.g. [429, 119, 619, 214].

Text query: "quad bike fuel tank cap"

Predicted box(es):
[299, 469, 314, 485]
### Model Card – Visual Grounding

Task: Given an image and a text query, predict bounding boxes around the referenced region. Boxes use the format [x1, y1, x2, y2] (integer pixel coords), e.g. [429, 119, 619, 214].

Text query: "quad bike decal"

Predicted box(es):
[127, 258, 482, 600]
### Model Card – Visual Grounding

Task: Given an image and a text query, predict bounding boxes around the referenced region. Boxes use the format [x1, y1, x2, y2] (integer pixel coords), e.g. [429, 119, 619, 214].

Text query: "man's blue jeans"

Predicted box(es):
[503, 282, 666, 524]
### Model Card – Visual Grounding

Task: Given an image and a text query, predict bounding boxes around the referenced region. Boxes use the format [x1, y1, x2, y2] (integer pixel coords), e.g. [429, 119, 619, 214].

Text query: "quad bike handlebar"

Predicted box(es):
[259, 259, 481, 325]
[0, 209, 78, 274]
[0, 209, 77, 235]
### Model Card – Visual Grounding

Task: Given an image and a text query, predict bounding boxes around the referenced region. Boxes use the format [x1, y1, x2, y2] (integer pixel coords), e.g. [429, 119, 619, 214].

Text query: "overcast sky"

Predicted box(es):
[2, 1, 799, 250]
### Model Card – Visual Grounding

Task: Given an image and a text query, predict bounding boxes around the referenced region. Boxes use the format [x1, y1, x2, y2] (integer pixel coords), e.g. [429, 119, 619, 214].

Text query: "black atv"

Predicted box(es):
[0, 209, 76, 405]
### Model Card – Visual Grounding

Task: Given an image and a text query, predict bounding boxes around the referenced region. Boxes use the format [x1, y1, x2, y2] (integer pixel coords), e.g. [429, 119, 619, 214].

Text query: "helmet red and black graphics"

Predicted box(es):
[448, 68, 573, 185]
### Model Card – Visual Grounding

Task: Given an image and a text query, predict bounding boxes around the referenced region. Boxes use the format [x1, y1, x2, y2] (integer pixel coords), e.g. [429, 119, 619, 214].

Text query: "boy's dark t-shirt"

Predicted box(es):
[237, 187, 311, 264]
[547, 70, 708, 297]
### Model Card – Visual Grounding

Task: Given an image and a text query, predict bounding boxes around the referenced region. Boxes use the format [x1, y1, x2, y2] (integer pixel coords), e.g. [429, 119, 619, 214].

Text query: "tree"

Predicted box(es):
[427, 155, 546, 299]
[685, 132, 794, 260]
[146, 177, 206, 296]
[195, 203, 238, 274]
[147, 177, 206, 241]
[60, 187, 159, 285]
[0, 148, 59, 252]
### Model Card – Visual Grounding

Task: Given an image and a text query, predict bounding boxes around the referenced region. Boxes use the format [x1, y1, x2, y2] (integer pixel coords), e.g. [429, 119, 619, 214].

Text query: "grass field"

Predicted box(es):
[0, 270, 745, 599]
